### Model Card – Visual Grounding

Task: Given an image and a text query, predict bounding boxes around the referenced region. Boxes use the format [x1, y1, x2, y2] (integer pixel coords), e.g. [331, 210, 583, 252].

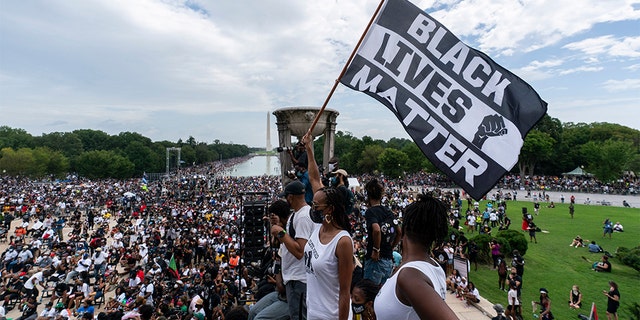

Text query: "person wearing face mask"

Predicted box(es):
[294, 161, 314, 205]
[330, 169, 355, 216]
[351, 279, 379, 320]
[327, 157, 339, 173]
[270, 180, 315, 320]
[302, 134, 354, 320]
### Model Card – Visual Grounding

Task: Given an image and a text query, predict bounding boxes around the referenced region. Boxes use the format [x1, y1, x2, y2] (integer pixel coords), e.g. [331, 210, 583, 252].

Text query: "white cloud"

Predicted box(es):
[602, 78, 640, 91]
[0, 0, 638, 147]
[430, 0, 640, 55]
[564, 35, 640, 58]
[559, 66, 604, 75]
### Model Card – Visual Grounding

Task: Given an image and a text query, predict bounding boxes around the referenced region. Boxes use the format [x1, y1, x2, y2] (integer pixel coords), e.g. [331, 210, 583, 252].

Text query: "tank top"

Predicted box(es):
[375, 259, 447, 320]
[305, 225, 353, 320]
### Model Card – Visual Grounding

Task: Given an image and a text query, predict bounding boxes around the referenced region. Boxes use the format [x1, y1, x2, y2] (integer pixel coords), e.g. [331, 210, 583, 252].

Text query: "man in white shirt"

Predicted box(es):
[92, 247, 108, 281]
[24, 269, 49, 298]
[139, 276, 154, 306]
[270, 181, 315, 320]
[65, 253, 92, 283]
[3, 246, 18, 269]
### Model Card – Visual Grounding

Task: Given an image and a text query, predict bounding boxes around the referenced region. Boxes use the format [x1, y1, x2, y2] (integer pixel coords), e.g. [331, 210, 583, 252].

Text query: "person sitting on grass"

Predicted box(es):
[588, 241, 603, 253]
[568, 285, 582, 309]
[592, 255, 611, 272]
[612, 222, 623, 232]
[569, 236, 585, 248]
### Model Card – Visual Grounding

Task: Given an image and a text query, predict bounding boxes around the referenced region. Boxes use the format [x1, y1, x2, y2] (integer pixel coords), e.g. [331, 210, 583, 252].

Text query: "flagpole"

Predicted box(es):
[305, 0, 386, 138]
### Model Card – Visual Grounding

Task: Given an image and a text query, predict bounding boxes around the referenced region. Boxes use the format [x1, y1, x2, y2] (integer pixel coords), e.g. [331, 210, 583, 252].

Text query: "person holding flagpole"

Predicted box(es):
[302, 134, 354, 320]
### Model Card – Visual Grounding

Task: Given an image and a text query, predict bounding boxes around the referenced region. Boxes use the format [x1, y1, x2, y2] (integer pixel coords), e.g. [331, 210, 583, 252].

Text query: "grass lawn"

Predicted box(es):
[465, 200, 639, 320]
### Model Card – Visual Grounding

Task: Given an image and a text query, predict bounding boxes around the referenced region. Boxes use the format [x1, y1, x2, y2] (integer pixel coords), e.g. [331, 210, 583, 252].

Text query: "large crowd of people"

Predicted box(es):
[496, 174, 638, 196]
[0, 150, 630, 320]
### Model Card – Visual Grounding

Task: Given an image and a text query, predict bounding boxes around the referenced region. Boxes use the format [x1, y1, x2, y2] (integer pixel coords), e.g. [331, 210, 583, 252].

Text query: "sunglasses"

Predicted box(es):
[311, 202, 329, 210]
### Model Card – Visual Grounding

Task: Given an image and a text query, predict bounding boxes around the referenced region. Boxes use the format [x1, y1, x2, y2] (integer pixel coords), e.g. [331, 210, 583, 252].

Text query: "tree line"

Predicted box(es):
[0, 127, 251, 179]
[1, 115, 638, 182]
[314, 115, 640, 182]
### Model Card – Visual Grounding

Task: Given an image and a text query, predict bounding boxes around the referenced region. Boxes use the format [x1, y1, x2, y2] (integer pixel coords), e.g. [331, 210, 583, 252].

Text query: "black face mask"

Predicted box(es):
[352, 303, 365, 314]
[310, 209, 324, 224]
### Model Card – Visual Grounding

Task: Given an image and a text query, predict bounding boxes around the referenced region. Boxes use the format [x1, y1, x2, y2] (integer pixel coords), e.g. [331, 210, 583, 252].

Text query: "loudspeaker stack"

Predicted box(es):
[242, 201, 267, 264]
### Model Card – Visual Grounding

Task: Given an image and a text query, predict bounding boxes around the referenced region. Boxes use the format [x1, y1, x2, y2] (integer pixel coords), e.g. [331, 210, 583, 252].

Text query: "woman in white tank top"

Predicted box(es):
[375, 194, 458, 320]
[302, 135, 355, 320]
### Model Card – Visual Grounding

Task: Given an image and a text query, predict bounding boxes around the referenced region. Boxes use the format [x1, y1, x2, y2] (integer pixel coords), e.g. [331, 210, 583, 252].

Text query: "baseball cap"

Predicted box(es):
[493, 304, 505, 313]
[539, 288, 548, 294]
[278, 181, 306, 197]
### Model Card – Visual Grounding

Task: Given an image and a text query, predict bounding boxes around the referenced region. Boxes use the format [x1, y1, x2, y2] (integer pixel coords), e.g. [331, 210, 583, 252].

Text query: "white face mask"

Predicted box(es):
[328, 163, 336, 172]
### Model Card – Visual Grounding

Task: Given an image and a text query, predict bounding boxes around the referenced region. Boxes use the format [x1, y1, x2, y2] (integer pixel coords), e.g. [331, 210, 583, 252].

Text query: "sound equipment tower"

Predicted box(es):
[241, 198, 269, 265]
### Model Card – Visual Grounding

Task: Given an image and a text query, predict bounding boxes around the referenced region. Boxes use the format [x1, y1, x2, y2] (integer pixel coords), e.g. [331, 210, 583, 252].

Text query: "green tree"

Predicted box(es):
[75, 150, 134, 179]
[123, 141, 161, 175]
[195, 143, 216, 164]
[73, 129, 113, 151]
[518, 130, 555, 176]
[180, 145, 197, 166]
[36, 132, 84, 159]
[357, 145, 384, 173]
[333, 131, 366, 174]
[378, 148, 409, 178]
[0, 147, 34, 175]
[0, 126, 35, 149]
[44, 148, 70, 177]
[401, 143, 431, 172]
[581, 139, 634, 182]
[112, 132, 153, 150]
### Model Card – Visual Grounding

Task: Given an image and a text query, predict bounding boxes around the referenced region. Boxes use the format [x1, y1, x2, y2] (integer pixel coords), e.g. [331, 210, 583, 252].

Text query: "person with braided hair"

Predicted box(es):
[375, 193, 458, 319]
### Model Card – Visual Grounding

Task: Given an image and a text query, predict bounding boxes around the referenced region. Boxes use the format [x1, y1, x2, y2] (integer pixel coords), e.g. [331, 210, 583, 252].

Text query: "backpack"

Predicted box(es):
[498, 260, 507, 276]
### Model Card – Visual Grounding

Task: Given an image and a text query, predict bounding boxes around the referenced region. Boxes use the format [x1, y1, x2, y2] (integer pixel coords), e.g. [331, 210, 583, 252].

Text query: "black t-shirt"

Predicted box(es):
[607, 288, 620, 311]
[512, 255, 525, 274]
[509, 274, 523, 296]
[21, 301, 38, 317]
[365, 206, 397, 259]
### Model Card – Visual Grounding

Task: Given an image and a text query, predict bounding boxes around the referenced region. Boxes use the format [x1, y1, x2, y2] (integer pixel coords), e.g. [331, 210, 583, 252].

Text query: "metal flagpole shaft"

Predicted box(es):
[305, 0, 386, 138]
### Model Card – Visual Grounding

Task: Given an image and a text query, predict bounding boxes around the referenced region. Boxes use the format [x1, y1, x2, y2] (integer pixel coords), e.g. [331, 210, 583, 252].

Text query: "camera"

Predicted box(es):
[276, 146, 294, 152]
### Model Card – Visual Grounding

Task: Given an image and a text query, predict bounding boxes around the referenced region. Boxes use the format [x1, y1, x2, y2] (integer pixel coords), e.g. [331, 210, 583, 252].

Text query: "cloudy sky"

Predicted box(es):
[1, 0, 639, 148]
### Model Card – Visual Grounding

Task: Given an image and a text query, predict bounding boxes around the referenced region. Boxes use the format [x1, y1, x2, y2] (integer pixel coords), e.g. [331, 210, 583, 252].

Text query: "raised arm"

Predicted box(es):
[302, 134, 323, 193]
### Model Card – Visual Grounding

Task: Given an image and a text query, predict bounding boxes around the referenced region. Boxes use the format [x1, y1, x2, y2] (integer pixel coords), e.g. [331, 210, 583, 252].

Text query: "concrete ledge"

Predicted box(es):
[469, 295, 497, 318]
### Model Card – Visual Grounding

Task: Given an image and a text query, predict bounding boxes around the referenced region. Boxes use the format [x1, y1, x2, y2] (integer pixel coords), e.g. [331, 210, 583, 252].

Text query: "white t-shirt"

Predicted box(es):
[375, 260, 447, 320]
[24, 271, 44, 290]
[280, 205, 314, 284]
[75, 257, 92, 272]
[305, 225, 353, 320]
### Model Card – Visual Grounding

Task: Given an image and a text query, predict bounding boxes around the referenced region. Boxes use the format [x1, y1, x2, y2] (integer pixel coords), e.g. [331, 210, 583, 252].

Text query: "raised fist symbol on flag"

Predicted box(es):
[472, 114, 508, 149]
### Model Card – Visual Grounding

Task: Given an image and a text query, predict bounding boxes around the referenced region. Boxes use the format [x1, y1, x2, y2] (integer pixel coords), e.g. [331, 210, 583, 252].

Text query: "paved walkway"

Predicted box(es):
[446, 292, 496, 319]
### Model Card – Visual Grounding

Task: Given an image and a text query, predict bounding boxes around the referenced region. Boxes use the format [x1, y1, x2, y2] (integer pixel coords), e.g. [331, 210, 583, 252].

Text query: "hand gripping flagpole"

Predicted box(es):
[304, 0, 386, 139]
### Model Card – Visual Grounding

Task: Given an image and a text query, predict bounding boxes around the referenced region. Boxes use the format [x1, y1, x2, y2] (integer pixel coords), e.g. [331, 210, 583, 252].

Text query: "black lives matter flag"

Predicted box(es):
[340, 0, 547, 200]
